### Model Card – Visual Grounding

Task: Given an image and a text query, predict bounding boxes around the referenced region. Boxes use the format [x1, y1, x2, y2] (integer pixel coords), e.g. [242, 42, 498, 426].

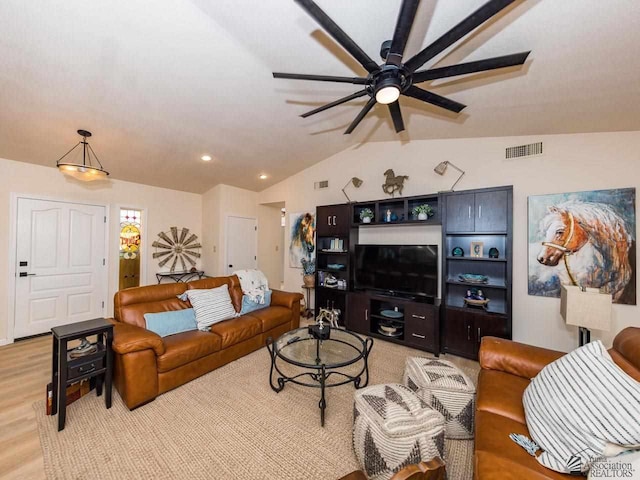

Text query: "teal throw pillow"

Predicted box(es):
[144, 308, 197, 337]
[240, 290, 272, 315]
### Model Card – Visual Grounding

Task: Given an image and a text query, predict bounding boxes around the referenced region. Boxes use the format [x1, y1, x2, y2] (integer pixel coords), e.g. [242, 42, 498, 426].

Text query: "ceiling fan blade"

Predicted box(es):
[404, 86, 466, 113]
[301, 90, 369, 118]
[273, 72, 367, 84]
[295, 0, 380, 73]
[386, 0, 421, 66]
[344, 97, 377, 134]
[388, 101, 405, 132]
[404, 0, 517, 72]
[412, 51, 530, 82]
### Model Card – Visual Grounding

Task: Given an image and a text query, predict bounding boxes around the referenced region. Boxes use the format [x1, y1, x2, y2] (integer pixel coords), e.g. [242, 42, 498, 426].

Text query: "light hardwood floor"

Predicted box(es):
[0, 335, 49, 480]
[0, 329, 479, 480]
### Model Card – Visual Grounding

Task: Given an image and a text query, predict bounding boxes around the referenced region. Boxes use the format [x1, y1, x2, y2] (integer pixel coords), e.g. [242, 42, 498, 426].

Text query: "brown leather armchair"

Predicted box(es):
[110, 275, 302, 409]
[475, 327, 640, 479]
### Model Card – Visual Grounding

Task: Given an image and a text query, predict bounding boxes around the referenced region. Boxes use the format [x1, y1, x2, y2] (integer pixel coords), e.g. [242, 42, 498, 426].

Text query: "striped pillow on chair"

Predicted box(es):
[182, 285, 238, 331]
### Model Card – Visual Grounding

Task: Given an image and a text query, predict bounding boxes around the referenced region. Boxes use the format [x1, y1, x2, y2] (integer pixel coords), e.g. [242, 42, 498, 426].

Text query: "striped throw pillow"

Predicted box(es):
[183, 285, 238, 331]
[523, 341, 640, 474]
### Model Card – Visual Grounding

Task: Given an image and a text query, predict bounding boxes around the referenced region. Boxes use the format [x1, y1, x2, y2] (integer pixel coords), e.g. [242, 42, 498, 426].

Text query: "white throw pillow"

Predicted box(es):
[523, 341, 640, 475]
[182, 285, 238, 331]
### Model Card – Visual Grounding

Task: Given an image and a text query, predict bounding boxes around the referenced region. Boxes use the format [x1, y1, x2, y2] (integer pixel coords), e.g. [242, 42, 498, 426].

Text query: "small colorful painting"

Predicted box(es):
[289, 212, 316, 268]
[528, 188, 636, 304]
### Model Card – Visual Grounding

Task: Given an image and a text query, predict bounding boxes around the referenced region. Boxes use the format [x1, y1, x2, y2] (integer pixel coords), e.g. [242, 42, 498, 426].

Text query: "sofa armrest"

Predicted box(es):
[110, 320, 165, 356]
[479, 336, 565, 379]
[271, 289, 303, 310]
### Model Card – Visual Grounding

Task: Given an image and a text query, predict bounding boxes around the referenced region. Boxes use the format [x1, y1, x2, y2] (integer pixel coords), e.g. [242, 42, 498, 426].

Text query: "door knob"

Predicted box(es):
[19, 272, 36, 277]
[228, 265, 233, 268]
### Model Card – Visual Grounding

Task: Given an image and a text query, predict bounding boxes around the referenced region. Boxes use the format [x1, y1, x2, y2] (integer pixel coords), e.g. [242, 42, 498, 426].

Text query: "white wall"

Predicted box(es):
[258, 131, 640, 352]
[257, 203, 285, 287]
[201, 184, 258, 277]
[0, 157, 202, 343]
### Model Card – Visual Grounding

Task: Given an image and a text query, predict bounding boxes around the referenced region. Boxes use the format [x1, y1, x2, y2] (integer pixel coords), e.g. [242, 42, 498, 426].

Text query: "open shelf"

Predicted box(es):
[446, 279, 507, 290]
[352, 193, 440, 227]
[446, 256, 507, 262]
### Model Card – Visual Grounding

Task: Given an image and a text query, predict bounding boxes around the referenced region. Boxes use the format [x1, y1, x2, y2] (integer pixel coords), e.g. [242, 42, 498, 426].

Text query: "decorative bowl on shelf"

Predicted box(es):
[458, 273, 489, 284]
[380, 309, 404, 319]
[327, 263, 345, 270]
[464, 297, 490, 307]
[379, 325, 397, 334]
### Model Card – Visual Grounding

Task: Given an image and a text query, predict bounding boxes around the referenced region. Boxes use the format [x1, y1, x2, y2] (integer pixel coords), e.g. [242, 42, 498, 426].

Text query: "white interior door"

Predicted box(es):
[13, 198, 107, 338]
[226, 216, 257, 274]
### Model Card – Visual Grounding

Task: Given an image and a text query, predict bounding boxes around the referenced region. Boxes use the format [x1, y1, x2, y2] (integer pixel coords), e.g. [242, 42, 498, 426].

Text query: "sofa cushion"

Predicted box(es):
[245, 306, 291, 333]
[187, 275, 244, 313]
[115, 283, 189, 328]
[475, 411, 569, 480]
[182, 285, 238, 331]
[157, 330, 222, 373]
[476, 369, 529, 424]
[144, 308, 197, 337]
[240, 290, 272, 315]
[209, 315, 262, 349]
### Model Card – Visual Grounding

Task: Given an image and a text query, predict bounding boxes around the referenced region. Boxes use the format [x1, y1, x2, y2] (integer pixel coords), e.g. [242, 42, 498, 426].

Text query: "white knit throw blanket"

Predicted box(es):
[233, 269, 269, 303]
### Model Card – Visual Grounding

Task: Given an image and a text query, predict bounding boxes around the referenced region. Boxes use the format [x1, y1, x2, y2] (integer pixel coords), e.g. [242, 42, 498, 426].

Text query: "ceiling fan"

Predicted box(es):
[273, 0, 530, 134]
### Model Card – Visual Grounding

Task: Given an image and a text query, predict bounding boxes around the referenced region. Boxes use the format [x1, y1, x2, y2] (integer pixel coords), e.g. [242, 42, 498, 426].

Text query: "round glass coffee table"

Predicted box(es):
[266, 326, 373, 426]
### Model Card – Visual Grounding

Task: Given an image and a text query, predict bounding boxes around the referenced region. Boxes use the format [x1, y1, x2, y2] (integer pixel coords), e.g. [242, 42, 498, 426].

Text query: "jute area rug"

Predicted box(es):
[34, 339, 478, 480]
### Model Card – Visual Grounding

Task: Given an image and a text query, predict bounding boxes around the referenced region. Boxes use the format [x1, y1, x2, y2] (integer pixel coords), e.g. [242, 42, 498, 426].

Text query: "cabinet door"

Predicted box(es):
[332, 204, 351, 236]
[475, 190, 508, 233]
[474, 314, 508, 351]
[346, 293, 369, 334]
[445, 193, 475, 233]
[316, 206, 335, 236]
[404, 303, 437, 351]
[443, 308, 475, 358]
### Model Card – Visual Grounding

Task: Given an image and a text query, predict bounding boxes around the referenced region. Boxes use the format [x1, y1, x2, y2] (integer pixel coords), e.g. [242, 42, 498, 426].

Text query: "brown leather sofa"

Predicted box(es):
[110, 275, 302, 409]
[475, 327, 640, 479]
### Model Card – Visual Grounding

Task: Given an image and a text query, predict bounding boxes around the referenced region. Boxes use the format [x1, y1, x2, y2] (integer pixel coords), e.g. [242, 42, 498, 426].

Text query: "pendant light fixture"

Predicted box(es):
[56, 130, 109, 181]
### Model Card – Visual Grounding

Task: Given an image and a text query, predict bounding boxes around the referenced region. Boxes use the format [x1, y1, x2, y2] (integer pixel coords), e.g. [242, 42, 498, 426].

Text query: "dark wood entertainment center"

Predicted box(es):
[314, 186, 513, 360]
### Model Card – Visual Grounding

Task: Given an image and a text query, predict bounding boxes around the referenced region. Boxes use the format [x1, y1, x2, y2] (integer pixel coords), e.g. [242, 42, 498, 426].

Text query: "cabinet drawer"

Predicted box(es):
[68, 357, 104, 379]
[404, 304, 436, 349]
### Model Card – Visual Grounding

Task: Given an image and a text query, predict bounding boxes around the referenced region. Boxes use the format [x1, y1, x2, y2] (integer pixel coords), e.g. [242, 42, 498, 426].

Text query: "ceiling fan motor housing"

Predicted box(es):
[373, 67, 409, 96]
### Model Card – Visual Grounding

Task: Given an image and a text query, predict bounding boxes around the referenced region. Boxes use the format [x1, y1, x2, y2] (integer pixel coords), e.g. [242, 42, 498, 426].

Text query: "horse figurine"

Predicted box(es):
[535, 201, 634, 303]
[382, 169, 409, 197]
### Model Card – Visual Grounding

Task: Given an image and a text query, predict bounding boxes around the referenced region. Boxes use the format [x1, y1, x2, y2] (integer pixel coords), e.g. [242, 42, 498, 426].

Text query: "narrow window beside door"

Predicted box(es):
[119, 209, 142, 290]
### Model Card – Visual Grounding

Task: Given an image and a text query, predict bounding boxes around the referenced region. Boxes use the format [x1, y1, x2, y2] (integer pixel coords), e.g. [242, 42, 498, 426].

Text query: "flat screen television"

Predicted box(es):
[354, 244, 438, 299]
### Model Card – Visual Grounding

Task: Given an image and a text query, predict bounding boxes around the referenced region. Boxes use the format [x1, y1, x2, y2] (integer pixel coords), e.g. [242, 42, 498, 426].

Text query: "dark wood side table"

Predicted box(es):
[51, 318, 113, 431]
[301, 285, 315, 319]
[156, 270, 206, 284]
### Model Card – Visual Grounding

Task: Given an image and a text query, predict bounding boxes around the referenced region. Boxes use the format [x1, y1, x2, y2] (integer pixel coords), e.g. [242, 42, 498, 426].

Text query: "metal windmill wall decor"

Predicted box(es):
[152, 227, 201, 273]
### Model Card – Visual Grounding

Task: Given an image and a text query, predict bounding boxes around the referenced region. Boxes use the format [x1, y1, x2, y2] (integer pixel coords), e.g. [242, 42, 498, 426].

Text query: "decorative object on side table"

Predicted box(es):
[382, 169, 409, 197]
[560, 284, 612, 347]
[464, 288, 489, 308]
[359, 208, 374, 224]
[412, 203, 434, 221]
[301, 258, 315, 287]
[488, 247, 500, 258]
[152, 227, 201, 273]
[470, 241, 484, 258]
[451, 246, 464, 257]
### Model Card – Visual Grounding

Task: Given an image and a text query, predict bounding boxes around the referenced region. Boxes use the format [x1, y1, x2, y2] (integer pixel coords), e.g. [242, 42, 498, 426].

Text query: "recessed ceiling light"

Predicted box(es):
[259, 174, 268, 180]
[201, 155, 212, 161]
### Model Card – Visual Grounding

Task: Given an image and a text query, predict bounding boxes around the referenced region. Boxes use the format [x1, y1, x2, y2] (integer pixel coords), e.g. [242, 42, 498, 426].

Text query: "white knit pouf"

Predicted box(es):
[352, 383, 445, 480]
[403, 357, 476, 440]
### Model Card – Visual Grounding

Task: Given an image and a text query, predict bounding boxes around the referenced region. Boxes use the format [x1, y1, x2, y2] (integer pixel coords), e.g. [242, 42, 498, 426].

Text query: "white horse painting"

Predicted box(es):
[528, 189, 636, 305]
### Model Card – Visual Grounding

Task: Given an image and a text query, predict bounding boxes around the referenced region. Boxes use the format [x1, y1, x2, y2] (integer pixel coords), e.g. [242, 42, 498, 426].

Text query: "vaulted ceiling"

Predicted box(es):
[0, 0, 639, 193]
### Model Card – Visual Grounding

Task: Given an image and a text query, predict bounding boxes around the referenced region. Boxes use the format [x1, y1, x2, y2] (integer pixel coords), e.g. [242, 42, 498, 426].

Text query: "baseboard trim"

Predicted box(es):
[0, 338, 12, 347]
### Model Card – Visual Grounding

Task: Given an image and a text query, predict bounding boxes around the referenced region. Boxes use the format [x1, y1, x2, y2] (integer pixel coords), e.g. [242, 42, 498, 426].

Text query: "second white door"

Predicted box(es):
[226, 216, 257, 274]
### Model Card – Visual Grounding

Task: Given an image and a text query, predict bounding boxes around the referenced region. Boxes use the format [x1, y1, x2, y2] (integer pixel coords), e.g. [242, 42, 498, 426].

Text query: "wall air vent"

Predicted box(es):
[314, 180, 329, 189]
[505, 142, 543, 159]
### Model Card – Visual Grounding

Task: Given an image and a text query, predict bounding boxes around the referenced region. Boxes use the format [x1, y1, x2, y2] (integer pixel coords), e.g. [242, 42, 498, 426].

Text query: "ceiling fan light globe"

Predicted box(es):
[375, 86, 400, 105]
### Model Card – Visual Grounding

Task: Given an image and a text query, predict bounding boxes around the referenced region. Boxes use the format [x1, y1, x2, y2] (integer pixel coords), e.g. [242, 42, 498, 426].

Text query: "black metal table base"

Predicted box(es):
[266, 336, 373, 427]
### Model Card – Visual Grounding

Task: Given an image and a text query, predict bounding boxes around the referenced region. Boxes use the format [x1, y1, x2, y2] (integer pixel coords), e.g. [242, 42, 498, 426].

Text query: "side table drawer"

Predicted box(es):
[68, 357, 104, 379]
